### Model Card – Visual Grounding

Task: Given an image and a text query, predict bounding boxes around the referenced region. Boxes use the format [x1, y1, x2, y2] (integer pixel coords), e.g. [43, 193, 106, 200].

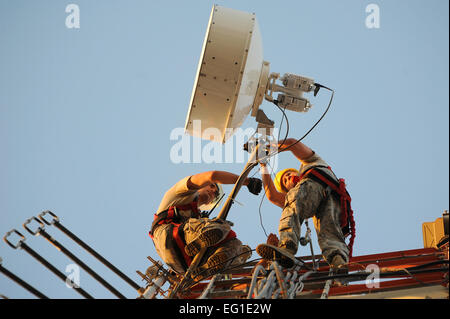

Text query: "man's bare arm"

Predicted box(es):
[278, 138, 314, 162]
[260, 165, 285, 208]
[188, 171, 250, 189]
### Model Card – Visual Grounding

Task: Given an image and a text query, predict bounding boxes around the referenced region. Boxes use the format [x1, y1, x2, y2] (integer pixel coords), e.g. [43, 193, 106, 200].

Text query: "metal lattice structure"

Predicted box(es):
[137, 242, 449, 299]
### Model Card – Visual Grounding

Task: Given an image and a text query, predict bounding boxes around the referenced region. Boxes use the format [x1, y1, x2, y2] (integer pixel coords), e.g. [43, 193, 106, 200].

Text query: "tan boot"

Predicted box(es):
[191, 250, 230, 281]
[185, 228, 226, 257]
[330, 254, 349, 286]
[279, 240, 297, 255]
[256, 242, 297, 269]
[330, 254, 348, 275]
[239, 245, 252, 263]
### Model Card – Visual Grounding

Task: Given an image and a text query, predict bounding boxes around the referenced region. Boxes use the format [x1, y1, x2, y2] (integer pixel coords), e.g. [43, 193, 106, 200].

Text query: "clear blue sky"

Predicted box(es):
[0, 0, 448, 299]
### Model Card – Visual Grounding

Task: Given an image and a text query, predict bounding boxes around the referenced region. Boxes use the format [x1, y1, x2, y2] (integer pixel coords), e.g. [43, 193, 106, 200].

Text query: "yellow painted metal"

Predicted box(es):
[422, 217, 445, 248]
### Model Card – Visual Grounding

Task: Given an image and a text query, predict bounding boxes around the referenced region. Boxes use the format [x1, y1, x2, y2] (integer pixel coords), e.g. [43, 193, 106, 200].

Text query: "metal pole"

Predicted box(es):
[217, 144, 260, 220]
[272, 261, 288, 299]
[140, 276, 166, 299]
[305, 220, 317, 270]
[247, 264, 267, 299]
[320, 268, 335, 299]
[20, 242, 94, 299]
[23, 217, 126, 299]
[38, 210, 141, 292]
[0, 257, 48, 299]
[3, 229, 93, 299]
[198, 274, 219, 299]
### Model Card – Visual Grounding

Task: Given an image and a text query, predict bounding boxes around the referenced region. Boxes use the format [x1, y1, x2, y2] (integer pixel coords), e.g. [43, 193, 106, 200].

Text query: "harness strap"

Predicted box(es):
[173, 201, 200, 216]
[299, 166, 356, 257]
[149, 202, 200, 237]
[172, 223, 192, 268]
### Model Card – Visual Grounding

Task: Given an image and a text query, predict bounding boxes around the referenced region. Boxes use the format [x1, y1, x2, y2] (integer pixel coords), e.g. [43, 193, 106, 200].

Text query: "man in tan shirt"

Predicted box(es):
[150, 170, 262, 279]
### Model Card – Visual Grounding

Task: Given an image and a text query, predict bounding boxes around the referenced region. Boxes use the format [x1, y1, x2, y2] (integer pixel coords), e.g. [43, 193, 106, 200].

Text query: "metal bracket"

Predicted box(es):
[23, 217, 45, 236]
[3, 229, 26, 249]
[38, 210, 60, 226]
[265, 72, 315, 113]
[255, 109, 275, 140]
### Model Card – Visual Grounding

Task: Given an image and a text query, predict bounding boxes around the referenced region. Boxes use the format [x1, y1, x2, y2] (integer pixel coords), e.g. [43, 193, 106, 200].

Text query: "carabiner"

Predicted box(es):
[38, 210, 59, 226]
[23, 217, 44, 236]
[3, 229, 26, 249]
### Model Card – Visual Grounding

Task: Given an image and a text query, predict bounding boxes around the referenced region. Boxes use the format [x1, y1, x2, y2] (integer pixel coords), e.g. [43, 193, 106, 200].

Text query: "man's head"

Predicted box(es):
[274, 168, 300, 193]
[197, 183, 224, 211]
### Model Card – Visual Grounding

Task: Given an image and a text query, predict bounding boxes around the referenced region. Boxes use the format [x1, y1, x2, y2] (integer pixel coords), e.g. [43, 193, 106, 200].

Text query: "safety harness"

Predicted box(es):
[149, 202, 199, 270]
[149, 201, 236, 271]
[299, 165, 356, 258]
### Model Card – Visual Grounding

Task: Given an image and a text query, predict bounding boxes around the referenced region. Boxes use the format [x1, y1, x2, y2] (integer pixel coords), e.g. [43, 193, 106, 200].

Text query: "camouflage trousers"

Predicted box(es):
[153, 217, 250, 274]
[279, 179, 350, 263]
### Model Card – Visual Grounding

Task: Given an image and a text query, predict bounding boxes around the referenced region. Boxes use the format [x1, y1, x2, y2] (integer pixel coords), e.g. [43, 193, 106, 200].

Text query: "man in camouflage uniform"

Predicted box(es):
[256, 138, 351, 271]
[150, 170, 262, 278]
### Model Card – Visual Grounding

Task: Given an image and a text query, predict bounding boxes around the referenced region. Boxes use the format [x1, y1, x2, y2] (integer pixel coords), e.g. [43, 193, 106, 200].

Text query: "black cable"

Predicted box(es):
[257, 161, 279, 238]
[255, 102, 290, 238]
[258, 192, 269, 237]
[276, 84, 334, 154]
[250, 83, 334, 169]
[205, 193, 226, 218]
[261, 102, 290, 160]
[273, 102, 290, 155]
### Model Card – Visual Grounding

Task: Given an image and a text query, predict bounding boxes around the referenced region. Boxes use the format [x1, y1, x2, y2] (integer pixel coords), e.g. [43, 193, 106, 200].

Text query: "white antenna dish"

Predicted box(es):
[185, 5, 317, 143]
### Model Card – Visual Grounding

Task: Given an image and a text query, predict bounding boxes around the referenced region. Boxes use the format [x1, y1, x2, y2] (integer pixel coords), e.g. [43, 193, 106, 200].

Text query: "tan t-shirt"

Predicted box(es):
[299, 152, 338, 181]
[156, 176, 198, 214]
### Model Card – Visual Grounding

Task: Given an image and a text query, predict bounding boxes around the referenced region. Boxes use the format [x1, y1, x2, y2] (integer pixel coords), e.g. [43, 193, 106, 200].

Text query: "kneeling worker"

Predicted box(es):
[150, 170, 262, 278]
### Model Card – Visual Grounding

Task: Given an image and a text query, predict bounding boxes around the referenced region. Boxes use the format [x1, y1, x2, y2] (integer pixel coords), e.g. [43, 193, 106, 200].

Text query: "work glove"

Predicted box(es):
[247, 177, 262, 195]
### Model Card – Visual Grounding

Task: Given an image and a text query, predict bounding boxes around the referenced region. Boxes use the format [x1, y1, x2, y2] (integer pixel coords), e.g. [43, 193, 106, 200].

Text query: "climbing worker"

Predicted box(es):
[256, 138, 355, 273]
[150, 170, 262, 279]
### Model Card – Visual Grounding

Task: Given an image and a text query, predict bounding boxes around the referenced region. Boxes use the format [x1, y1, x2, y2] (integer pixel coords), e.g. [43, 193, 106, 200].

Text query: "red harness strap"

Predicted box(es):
[299, 166, 356, 257]
[171, 223, 193, 267]
[150, 201, 201, 237]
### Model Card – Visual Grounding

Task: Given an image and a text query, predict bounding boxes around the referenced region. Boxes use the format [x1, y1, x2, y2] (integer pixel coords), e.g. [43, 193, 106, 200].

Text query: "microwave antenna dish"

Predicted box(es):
[184, 5, 318, 144]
